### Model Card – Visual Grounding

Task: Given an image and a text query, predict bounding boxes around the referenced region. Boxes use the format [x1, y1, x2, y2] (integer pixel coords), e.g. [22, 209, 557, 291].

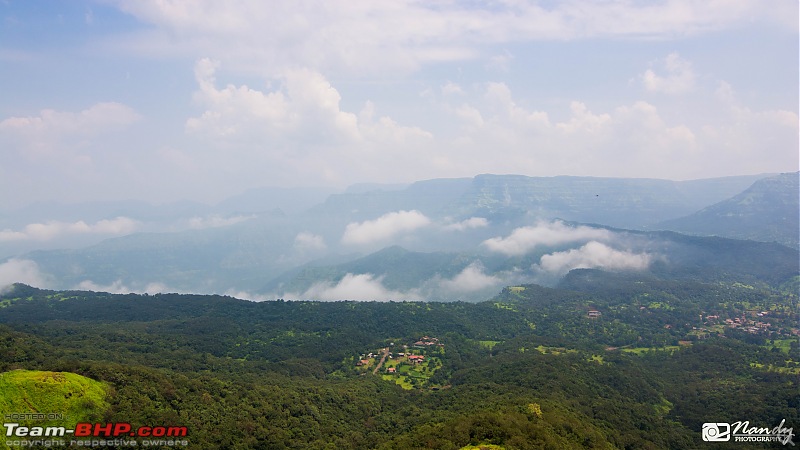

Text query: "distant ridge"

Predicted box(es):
[656, 172, 799, 249]
[6, 172, 784, 295]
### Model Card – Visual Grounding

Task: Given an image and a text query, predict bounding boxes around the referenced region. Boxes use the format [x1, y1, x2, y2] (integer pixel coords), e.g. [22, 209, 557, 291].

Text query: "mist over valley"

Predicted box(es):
[2, 172, 796, 302]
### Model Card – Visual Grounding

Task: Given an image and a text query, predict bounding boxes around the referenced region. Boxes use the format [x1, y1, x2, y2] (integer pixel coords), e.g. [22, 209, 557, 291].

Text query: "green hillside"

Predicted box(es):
[658, 172, 799, 248]
[0, 369, 108, 449]
[0, 281, 796, 449]
[263, 230, 799, 299]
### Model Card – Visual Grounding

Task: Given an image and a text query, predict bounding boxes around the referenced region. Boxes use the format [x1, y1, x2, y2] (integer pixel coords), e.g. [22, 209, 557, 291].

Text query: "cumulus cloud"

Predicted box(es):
[341, 210, 431, 245]
[0, 217, 140, 242]
[187, 59, 359, 143]
[536, 241, 652, 276]
[0, 259, 49, 289]
[436, 262, 501, 294]
[482, 221, 610, 256]
[641, 53, 695, 94]
[556, 102, 611, 133]
[444, 217, 489, 231]
[298, 273, 418, 301]
[180, 60, 434, 187]
[703, 81, 799, 172]
[441, 82, 714, 179]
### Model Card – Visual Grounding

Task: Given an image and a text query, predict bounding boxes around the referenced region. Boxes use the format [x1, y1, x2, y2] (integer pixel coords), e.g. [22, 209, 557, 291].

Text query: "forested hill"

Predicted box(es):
[657, 172, 800, 248]
[1, 278, 797, 449]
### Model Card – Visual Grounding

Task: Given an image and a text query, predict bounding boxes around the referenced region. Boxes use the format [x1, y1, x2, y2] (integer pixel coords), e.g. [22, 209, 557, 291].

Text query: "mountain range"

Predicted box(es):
[1, 172, 797, 300]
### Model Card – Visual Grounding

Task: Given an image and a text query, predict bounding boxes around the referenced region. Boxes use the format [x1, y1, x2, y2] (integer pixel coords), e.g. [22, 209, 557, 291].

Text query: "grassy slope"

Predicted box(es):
[0, 370, 109, 449]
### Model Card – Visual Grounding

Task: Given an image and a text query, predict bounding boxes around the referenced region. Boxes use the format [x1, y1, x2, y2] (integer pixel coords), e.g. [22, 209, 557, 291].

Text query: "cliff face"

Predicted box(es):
[445, 173, 768, 228]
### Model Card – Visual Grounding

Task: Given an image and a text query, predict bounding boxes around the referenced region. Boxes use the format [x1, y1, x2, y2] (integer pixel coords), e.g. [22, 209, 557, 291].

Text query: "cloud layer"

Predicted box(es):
[0, 217, 140, 242]
[341, 210, 431, 245]
[298, 273, 417, 302]
[435, 262, 502, 294]
[482, 221, 611, 256]
[114, 1, 796, 75]
[0, 259, 49, 290]
[536, 241, 652, 276]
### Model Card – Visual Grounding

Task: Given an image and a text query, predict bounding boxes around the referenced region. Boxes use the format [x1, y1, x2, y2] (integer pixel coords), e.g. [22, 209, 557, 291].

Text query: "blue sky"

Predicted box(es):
[1, 0, 797, 208]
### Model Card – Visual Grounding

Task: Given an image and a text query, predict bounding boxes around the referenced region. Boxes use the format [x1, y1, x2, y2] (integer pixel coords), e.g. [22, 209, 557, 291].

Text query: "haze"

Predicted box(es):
[1, 0, 797, 209]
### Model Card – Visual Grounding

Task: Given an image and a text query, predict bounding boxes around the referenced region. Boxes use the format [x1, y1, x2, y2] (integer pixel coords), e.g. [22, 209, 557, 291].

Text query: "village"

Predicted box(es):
[355, 336, 445, 390]
[691, 308, 800, 339]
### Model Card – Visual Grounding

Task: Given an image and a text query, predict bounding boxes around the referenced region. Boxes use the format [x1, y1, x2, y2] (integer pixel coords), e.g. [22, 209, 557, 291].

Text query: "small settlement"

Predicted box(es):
[355, 336, 445, 390]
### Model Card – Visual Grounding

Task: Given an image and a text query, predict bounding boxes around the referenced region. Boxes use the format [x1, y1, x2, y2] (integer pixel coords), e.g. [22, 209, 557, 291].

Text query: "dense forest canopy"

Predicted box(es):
[1, 273, 797, 449]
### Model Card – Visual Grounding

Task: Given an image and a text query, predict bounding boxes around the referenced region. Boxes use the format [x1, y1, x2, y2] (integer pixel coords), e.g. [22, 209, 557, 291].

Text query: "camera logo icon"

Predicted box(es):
[702, 423, 731, 442]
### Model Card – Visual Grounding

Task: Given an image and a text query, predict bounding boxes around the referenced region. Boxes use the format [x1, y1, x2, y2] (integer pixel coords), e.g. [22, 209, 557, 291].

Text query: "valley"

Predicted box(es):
[0, 172, 797, 449]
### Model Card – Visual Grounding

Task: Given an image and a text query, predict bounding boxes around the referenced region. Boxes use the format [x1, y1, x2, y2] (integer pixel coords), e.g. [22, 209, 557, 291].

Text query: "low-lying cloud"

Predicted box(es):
[74, 279, 171, 295]
[443, 217, 489, 231]
[341, 210, 431, 245]
[294, 232, 327, 252]
[436, 262, 501, 294]
[298, 273, 419, 301]
[0, 217, 139, 242]
[0, 259, 50, 290]
[536, 241, 652, 275]
[482, 220, 611, 256]
[187, 214, 254, 229]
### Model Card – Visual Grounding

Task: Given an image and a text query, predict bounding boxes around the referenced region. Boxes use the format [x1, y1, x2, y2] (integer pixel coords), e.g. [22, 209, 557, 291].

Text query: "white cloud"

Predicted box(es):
[0, 102, 140, 136]
[483, 221, 611, 256]
[486, 49, 513, 72]
[187, 59, 359, 143]
[299, 273, 417, 301]
[440, 83, 728, 179]
[484, 82, 550, 128]
[341, 210, 431, 245]
[444, 217, 489, 231]
[437, 262, 501, 294]
[223, 289, 272, 302]
[641, 53, 695, 94]
[0, 259, 50, 289]
[556, 101, 611, 133]
[1, 1, 794, 211]
[187, 214, 254, 229]
[0, 103, 140, 163]
[697, 81, 800, 174]
[75, 279, 133, 294]
[357, 103, 433, 143]
[454, 104, 485, 128]
[111, 1, 792, 75]
[0, 217, 140, 242]
[74, 280, 172, 295]
[294, 232, 327, 252]
[536, 241, 652, 275]
[441, 81, 464, 96]
[181, 60, 434, 187]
